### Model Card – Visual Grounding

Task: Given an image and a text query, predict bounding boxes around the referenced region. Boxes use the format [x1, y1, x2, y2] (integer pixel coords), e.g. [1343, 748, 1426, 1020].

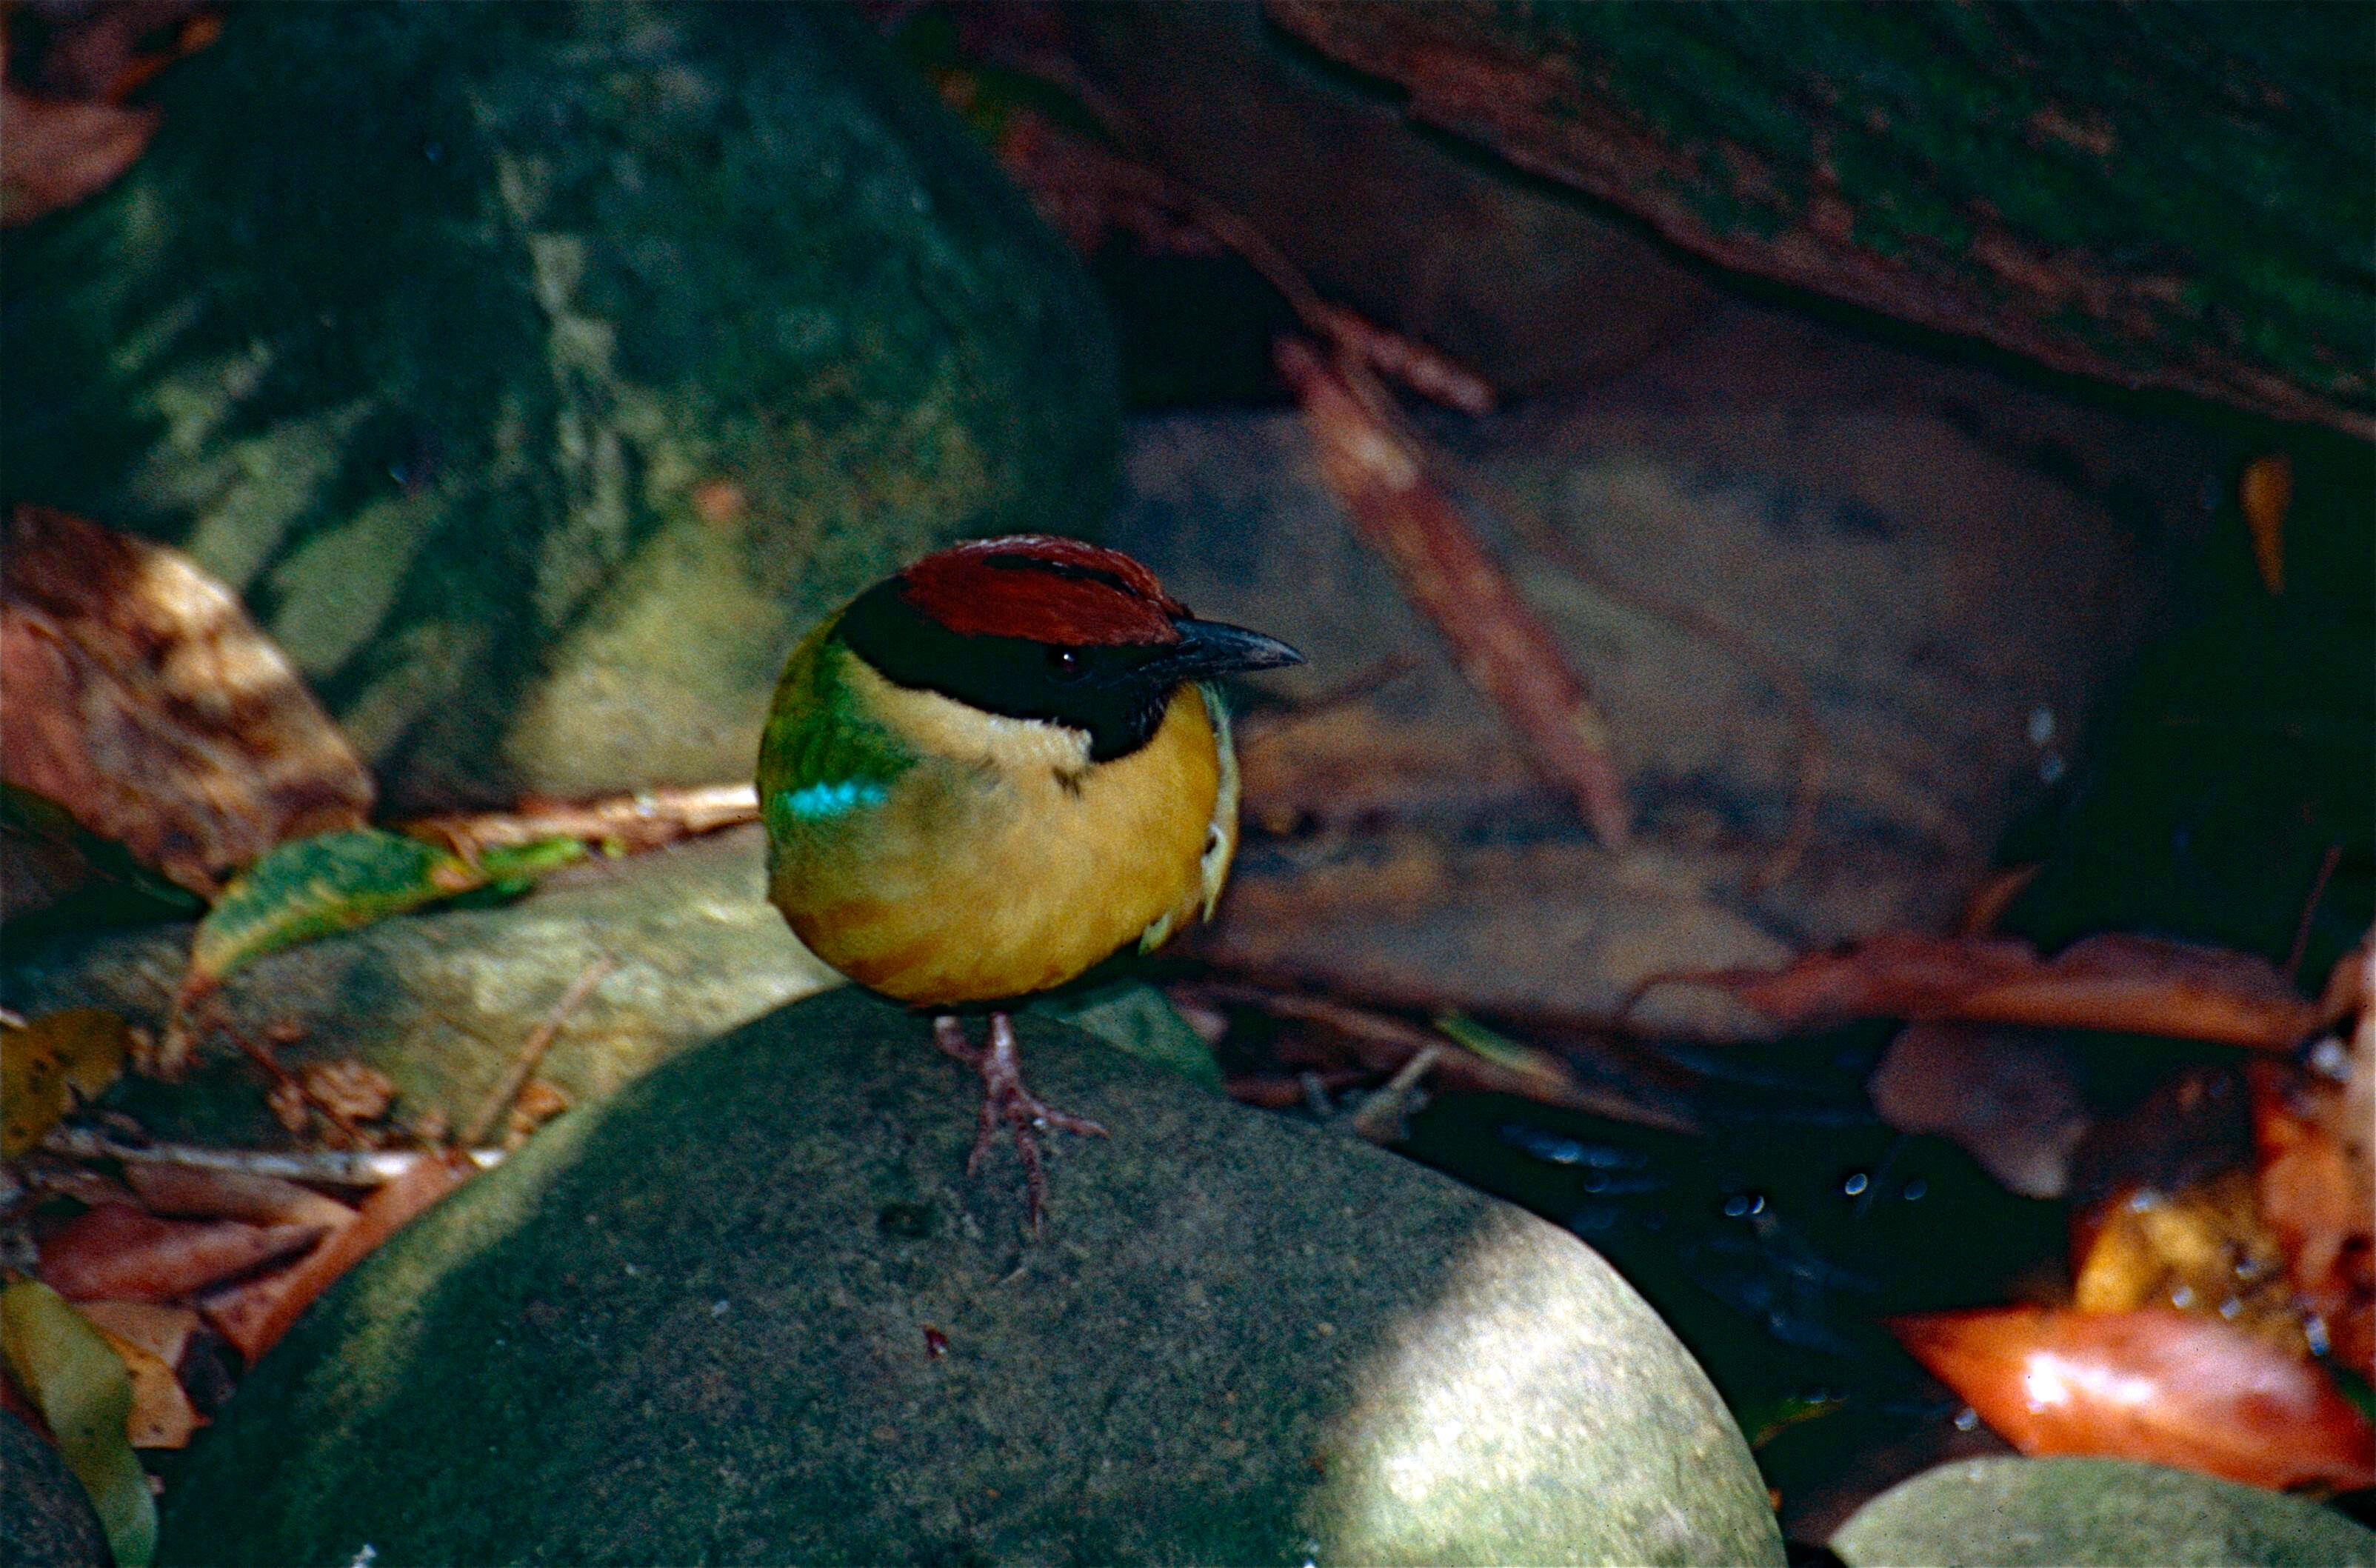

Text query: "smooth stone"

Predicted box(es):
[1831, 1455, 2376, 1568]
[0, 827, 837, 1147]
[1, 1, 1116, 811]
[0, 1410, 110, 1568]
[1112, 300, 2228, 1026]
[156, 989, 1783, 1567]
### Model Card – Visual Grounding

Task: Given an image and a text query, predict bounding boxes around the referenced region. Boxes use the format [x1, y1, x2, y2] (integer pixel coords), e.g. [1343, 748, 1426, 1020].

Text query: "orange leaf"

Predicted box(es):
[68, 1302, 198, 1371]
[38, 1204, 327, 1304]
[1892, 1306, 2375, 1492]
[199, 1149, 475, 1362]
[90, 1328, 200, 1450]
[2240, 453, 2292, 596]
[1661, 933, 2317, 1049]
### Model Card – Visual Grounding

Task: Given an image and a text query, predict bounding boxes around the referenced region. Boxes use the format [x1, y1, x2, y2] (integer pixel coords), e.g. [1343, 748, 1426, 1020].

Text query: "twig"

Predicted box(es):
[40, 1126, 504, 1184]
[2283, 843, 2343, 982]
[1185, 980, 1698, 1133]
[1278, 337, 1634, 850]
[461, 957, 614, 1147]
[1346, 1043, 1444, 1143]
[401, 784, 757, 861]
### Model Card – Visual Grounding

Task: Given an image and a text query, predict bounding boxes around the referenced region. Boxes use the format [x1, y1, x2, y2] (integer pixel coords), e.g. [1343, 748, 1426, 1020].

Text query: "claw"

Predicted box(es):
[932, 1010, 1108, 1232]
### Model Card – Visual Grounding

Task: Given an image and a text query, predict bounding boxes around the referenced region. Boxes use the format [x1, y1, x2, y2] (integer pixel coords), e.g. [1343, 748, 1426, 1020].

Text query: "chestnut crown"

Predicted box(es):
[837, 536, 1302, 761]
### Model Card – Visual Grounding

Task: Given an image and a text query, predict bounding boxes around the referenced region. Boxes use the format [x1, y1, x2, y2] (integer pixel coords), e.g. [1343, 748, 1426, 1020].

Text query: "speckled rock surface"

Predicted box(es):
[1831, 1456, 2376, 1568]
[0, 1411, 109, 1568]
[156, 989, 1782, 1567]
[0, 1, 1116, 810]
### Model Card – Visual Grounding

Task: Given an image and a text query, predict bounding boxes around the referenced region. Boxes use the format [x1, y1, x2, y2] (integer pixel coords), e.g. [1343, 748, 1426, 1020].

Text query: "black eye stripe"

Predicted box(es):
[978, 553, 1139, 597]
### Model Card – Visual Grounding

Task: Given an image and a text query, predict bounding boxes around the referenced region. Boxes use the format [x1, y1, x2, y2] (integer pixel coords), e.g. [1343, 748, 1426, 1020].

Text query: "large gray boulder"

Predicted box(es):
[0, 1, 1117, 811]
[156, 989, 1783, 1567]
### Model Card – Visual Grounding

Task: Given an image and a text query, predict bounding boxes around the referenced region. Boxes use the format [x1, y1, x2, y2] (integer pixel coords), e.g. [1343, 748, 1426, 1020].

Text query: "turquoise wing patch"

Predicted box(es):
[770, 778, 890, 827]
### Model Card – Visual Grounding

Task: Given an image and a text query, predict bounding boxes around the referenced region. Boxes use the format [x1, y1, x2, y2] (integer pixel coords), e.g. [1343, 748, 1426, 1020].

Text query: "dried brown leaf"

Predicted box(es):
[0, 507, 373, 899]
[1653, 933, 2319, 1050]
[0, 87, 155, 226]
[122, 1162, 356, 1232]
[38, 1204, 325, 1304]
[198, 1148, 474, 1361]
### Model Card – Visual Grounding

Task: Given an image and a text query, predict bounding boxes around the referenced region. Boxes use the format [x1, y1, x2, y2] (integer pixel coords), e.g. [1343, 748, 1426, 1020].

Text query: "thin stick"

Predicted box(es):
[461, 957, 614, 1147]
[41, 1127, 504, 1183]
[2283, 844, 2343, 983]
[1347, 1043, 1444, 1143]
[402, 783, 756, 860]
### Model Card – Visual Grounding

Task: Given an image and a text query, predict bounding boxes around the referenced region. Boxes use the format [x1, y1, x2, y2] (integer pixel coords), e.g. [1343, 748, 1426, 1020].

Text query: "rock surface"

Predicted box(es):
[0, 1412, 110, 1568]
[1, 827, 838, 1147]
[1830, 1455, 2376, 1568]
[156, 989, 1782, 1567]
[1115, 298, 2229, 1027]
[1, 1, 1117, 811]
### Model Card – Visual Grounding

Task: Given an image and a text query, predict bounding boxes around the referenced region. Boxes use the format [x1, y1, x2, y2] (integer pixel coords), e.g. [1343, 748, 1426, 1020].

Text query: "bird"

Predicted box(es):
[755, 535, 1303, 1229]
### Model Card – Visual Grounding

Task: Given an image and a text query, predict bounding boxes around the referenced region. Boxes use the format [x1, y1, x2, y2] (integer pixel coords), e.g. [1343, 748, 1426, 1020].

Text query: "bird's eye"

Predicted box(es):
[1047, 647, 1083, 679]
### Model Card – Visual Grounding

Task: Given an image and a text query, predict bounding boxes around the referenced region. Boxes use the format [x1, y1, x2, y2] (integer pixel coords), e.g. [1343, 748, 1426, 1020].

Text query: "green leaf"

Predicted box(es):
[186, 829, 587, 992]
[1431, 1012, 1575, 1092]
[0, 1010, 130, 1157]
[1032, 979, 1222, 1089]
[0, 1281, 158, 1568]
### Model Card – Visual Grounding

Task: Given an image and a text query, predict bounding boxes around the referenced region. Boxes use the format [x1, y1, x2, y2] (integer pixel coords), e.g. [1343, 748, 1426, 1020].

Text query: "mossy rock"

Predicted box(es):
[157, 990, 1782, 1567]
[1831, 1456, 2376, 1568]
[0, 1, 1117, 810]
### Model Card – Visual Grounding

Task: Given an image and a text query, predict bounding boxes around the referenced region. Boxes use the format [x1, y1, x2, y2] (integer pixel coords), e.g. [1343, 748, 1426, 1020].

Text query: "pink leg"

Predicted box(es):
[932, 1011, 1108, 1232]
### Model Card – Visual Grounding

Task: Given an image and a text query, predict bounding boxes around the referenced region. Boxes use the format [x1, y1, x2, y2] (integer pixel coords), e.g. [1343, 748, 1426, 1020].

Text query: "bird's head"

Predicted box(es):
[835, 536, 1304, 761]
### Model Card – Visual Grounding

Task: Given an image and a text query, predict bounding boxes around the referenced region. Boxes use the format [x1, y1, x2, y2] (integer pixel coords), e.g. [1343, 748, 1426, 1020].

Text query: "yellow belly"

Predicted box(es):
[774, 681, 1223, 1007]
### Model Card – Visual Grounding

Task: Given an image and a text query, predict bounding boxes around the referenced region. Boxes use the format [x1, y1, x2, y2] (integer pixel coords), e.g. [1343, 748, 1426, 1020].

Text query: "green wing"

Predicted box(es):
[755, 620, 917, 842]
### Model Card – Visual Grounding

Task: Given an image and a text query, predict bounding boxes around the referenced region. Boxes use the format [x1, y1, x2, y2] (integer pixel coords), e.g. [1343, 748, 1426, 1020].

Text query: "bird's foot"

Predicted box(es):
[932, 1011, 1108, 1232]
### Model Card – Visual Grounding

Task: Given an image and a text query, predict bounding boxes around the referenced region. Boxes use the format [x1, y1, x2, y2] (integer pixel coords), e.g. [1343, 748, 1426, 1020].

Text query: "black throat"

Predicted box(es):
[836, 580, 1176, 762]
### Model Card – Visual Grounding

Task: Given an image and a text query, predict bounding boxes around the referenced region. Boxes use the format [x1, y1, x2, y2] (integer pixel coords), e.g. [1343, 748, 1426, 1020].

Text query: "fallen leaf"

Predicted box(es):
[0, 87, 155, 226]
[0, 507, 373, 898]
[1, 1009, 130, 1157]
[90, 1328, 200, 1449]
[39, 1204, 326, 1303]
[2071, 1172, 2302, 1354]
[1892, 1305, 2376, 1492]
[2240, 453, 2292, 596]
[200, 1148, 475, 1361]
[67, 1302, 199, 1370]
[2252, 1057, 2374, 1378]
[2, 781, 203, 928]
[122, 1161, 356, 1231]
[0, 1281, 157, 1567]
[302, 1059, 395, 1123]
[1652, 933, 2319, 1050]
[162, 827, 586, 1070]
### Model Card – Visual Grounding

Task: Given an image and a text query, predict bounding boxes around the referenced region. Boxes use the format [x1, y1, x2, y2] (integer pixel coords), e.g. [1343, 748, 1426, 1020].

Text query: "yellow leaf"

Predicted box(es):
[1, 1009, 128, 1157]
[0, 1281, 158, 1567]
